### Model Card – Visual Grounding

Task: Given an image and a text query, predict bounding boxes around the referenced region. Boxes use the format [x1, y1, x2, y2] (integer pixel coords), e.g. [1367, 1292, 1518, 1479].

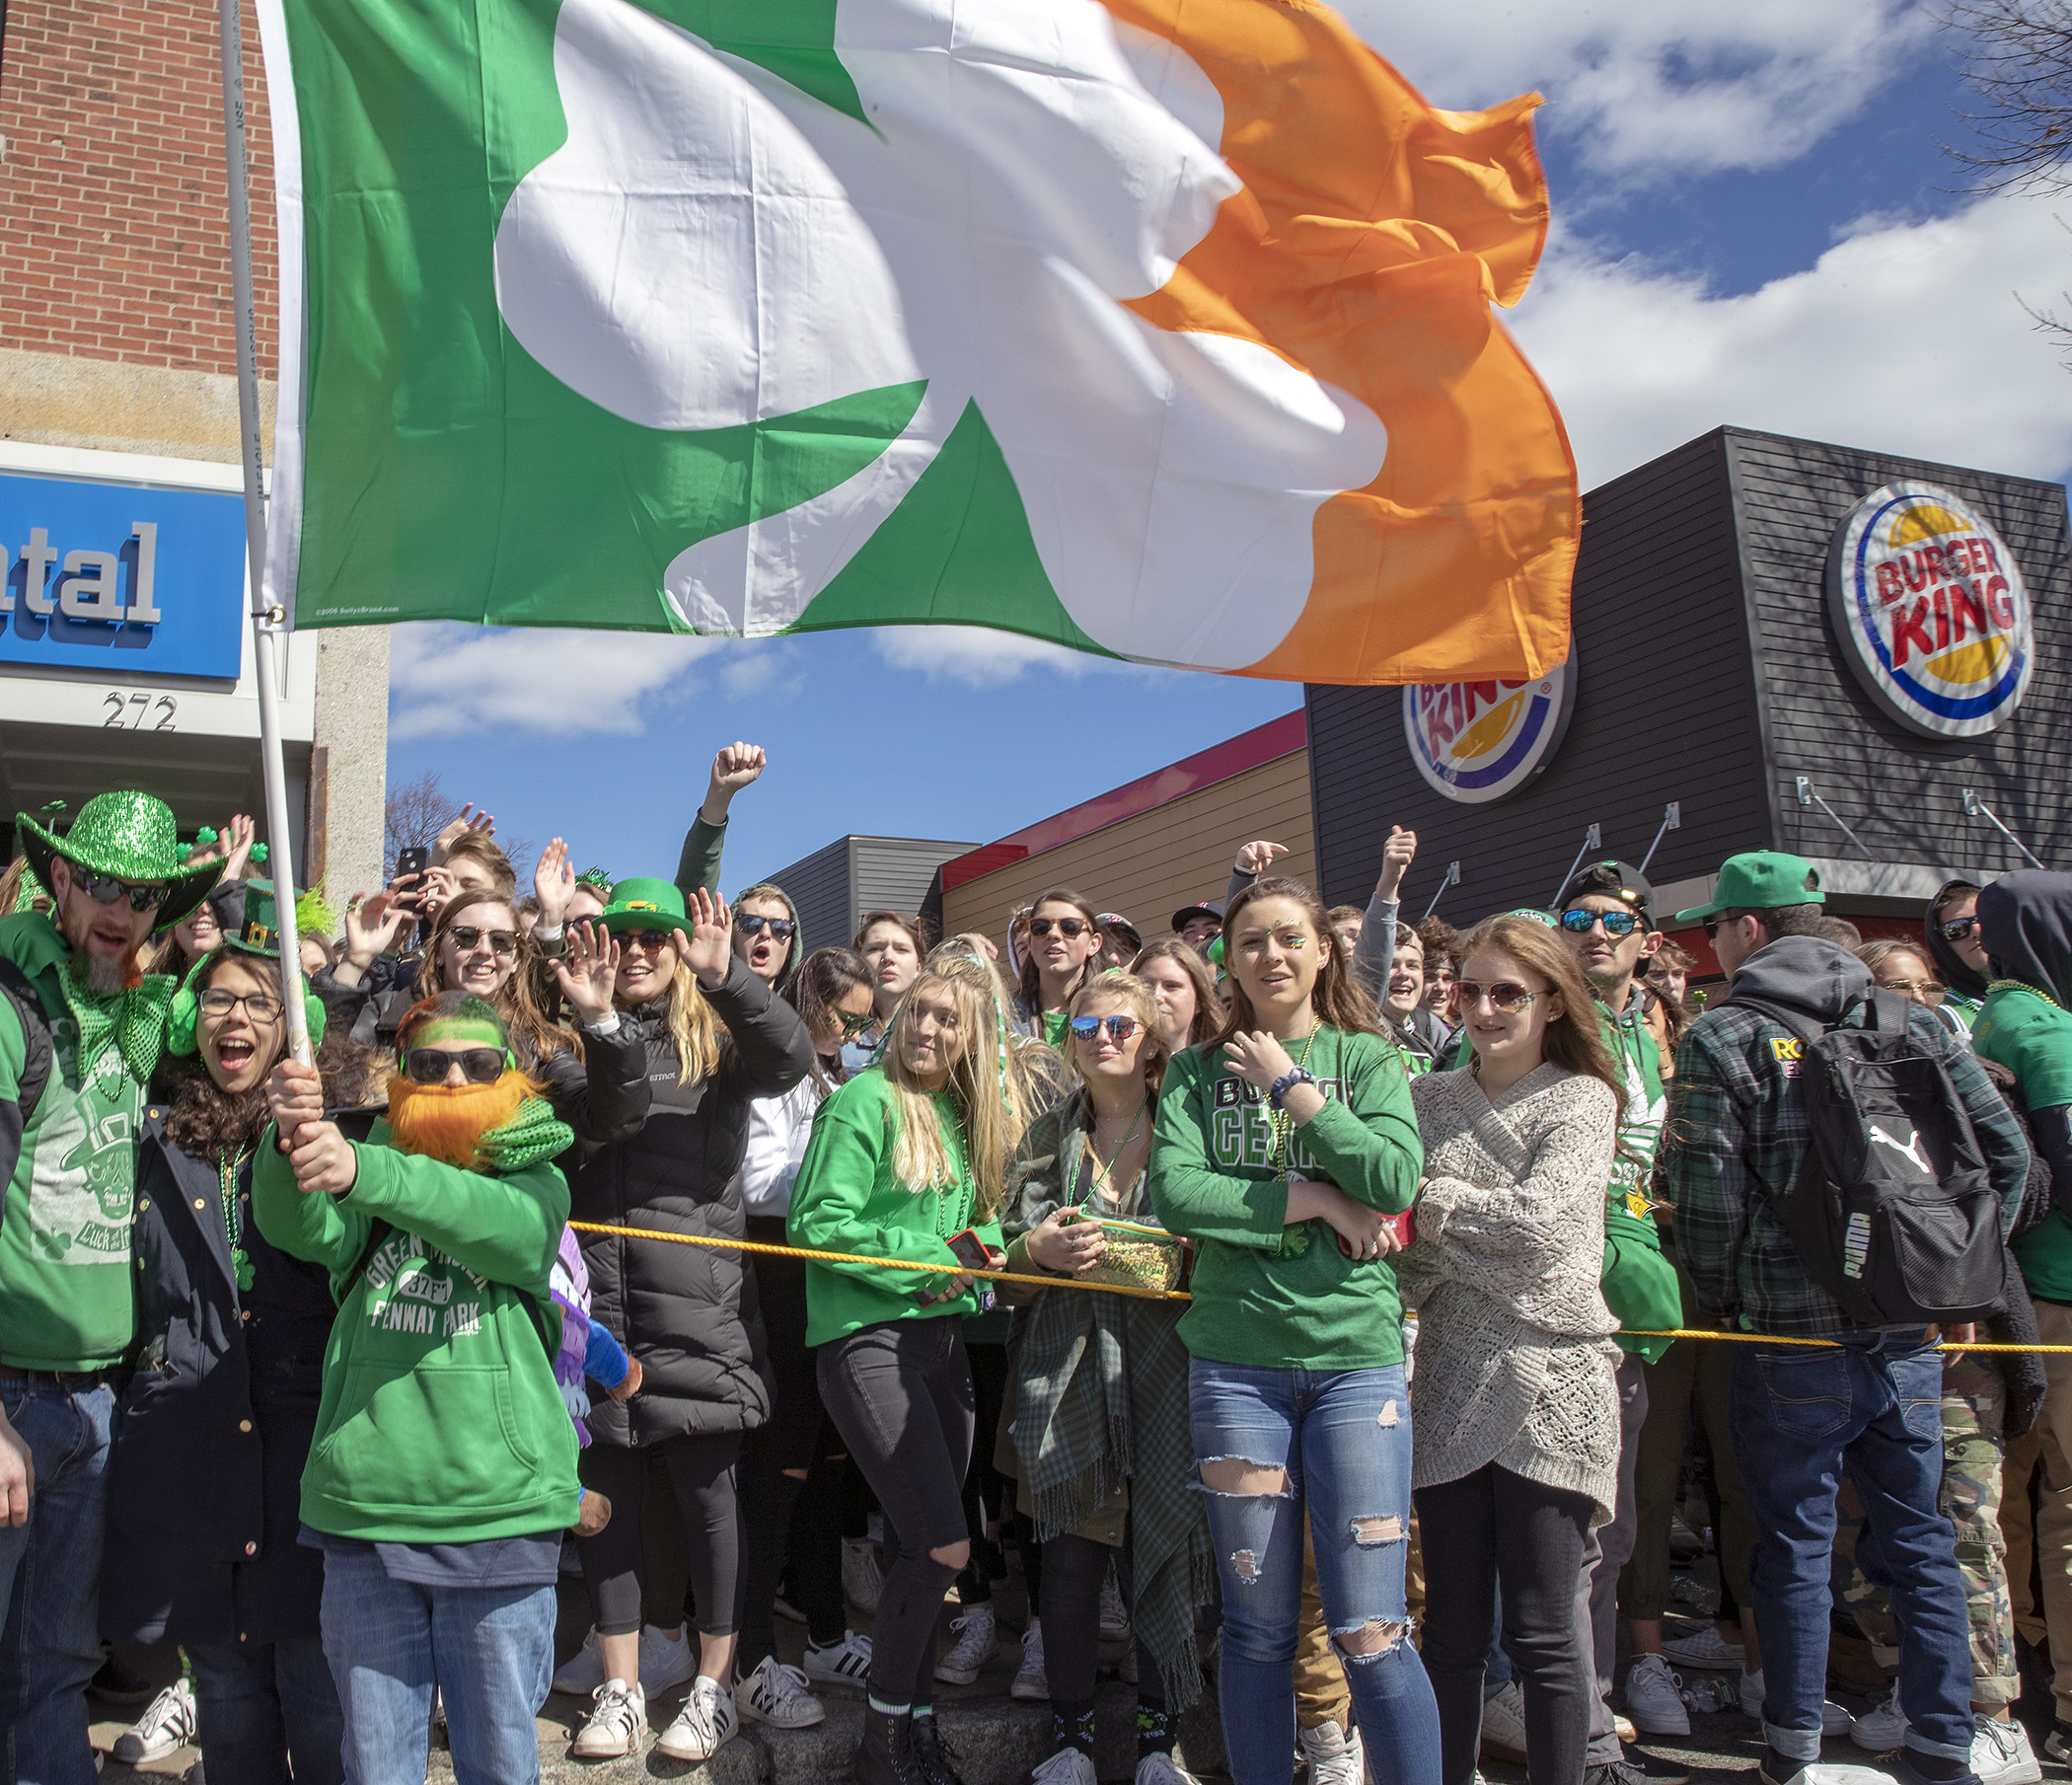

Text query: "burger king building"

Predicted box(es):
[1306, 425, 2072, 974]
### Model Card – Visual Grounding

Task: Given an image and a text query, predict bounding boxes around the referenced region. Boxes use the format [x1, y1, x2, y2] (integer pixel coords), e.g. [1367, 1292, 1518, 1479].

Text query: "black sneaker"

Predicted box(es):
[1620, 1742, 1692, 1785]
[1585, 1762, 1649, 1785]
[910, 1715, 966, 1785]
[90, 1652, 156, 1706]
[2045, 1721, 2072, 1764]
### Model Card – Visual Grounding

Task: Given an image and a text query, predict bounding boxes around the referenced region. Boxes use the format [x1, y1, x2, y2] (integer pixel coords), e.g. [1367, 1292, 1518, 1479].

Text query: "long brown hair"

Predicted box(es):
[790, 946, 873, 1093]
[1127, 938, 1226, 1046]
[1016, 887, 1103, 1014]
[1458, 914, 1626, 1126]
[1212, 877, 1383, 1047]
[420, 889, 574, 1066]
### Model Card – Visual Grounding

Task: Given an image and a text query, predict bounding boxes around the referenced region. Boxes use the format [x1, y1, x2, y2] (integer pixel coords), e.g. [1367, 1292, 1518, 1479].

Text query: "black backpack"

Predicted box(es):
[1731, 987, 2006, 1324]
[0, 959, 56, 1234]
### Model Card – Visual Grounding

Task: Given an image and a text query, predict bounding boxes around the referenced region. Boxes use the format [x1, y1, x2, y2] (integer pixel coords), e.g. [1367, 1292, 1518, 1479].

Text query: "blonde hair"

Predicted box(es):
[1069, 969, 1172, 1095]
[880, 952, 1048, 1221]
[657, 958, 724, 1085]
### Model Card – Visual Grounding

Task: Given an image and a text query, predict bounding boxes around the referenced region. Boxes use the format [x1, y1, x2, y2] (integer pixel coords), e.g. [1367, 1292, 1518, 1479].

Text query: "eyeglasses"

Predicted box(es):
[1070, 1014, 1140, 1043]
[738, 914, 796, 941]
[1029, 917, 1088, 938]
[1940, 917, 1981, 941]
[197, 987, 283, 1021]
[447, 925, 518, 957]
[402, 1046, 508, 1085]
[1559, 908, 1642, 937]
[1703, 917, 1725, 940]
[1457, 980, 1538, 1012]
[839, 1008, 877, 1038]
[1881, 978, 1948, 1003]
[78, 872, 165, 912]
[618, 930, 672, 952]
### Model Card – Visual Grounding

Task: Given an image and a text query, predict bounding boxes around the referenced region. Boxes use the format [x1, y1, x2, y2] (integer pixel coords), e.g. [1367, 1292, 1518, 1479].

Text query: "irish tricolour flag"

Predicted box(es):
[257, 0, 1578, 682]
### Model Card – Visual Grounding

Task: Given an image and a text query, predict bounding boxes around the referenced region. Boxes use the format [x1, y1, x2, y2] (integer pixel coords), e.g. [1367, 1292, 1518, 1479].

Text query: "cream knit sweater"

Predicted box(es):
[1398, 1063, 1622, 1524]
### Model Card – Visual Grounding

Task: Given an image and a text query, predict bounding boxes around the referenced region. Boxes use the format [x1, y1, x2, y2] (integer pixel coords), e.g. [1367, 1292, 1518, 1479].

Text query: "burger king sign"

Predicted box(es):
[1403, 648, 1578, 805]
[1827, 483, 2034, 739]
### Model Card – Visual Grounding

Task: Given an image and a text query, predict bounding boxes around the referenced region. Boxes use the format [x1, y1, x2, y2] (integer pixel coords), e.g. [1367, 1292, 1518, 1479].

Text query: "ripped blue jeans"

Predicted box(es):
[1189, 1359, 1442, 1785]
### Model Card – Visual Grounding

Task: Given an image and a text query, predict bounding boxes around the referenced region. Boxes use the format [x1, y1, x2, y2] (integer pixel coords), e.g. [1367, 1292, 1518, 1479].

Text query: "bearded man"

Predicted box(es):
[256, 990, 582, 1785]
[0, 791, 224, 1780]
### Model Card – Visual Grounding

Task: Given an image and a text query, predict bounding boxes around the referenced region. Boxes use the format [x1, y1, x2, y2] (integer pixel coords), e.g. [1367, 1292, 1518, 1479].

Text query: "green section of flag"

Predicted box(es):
[635, 0, 868, 128]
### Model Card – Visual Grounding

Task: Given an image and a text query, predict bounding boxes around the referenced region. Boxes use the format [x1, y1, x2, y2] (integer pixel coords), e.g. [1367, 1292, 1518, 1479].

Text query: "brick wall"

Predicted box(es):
[0, 0, 276, 377]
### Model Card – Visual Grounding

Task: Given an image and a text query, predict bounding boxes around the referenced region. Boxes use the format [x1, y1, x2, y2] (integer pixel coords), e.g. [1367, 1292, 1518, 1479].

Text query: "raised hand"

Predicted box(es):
[702, 743, 768, 822]
[1222, 1027, 1296, 1094]
[415, 863, 461, 922]
[1234, 839, 1289, 877]
[220, 813, 259, 880]
[535, 837, 576, 929]
[673, 887, 734, 989]
[340, 883, 412, 970]
[554, 920, 622, 1024]
[1375, 826, 1418, 901]
[432, 802, 495, 864]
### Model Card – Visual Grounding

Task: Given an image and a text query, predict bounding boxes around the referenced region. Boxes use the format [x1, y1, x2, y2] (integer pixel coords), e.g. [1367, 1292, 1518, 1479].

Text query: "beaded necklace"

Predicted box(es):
[1988, 978, 2062, 1010]
[1269, 1027, 1321, 1179]
[218, 1145, 256, 1293]
[1080, 1096, 1147, 1208]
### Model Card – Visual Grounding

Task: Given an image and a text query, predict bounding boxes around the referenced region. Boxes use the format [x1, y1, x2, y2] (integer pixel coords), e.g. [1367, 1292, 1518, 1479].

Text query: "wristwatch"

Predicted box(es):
[1269, 1067, 1317, 1111]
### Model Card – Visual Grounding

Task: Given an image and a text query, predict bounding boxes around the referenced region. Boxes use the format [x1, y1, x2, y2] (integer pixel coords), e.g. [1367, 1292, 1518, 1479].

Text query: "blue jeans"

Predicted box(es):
[0, 1377, 112, 1785]
[1190, 1359, 1442, 1785]
[1731, 1335, 1974, 1764]
[189, 1636, 346, 1785]
[319, 1547, 555, 1785]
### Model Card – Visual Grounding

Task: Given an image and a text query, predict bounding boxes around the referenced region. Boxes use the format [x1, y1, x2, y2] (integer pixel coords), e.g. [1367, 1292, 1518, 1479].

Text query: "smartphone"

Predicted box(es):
[395, 846, 430, 884]
[917, 1227, 1002, 1310]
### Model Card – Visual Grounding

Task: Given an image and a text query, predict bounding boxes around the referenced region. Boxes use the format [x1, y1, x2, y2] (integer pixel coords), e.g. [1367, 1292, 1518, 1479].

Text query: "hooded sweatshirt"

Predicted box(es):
[1925, 879, 1991, 1032]
[1666, 934, 2031, 1337]
[730, 884, 814, 1218]
[1973, 872, 2072, 1300]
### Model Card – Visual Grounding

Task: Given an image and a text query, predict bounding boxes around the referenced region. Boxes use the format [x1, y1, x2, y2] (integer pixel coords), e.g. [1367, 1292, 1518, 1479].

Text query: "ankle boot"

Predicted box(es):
[911, 1715, 966, 1785]
[854, 1705, 926, 1785]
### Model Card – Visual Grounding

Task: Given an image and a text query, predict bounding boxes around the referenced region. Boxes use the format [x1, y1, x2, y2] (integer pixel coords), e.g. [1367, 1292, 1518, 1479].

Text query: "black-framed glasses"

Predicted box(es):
[80, 872, 165, 912]
[197, 987, 283, 1021]
[1029, 917, 1088, 938]
[403, 1046, 508, 1085]
[737, 914, 796, 941]
[1070, 1014, 1140, 1043]
[838, 1007, 877, 1038]
[1457, 980, 1537, 1012]
[447, 925, 518, 957]
[1940, 916, 1981, 941]
[1559, 907, 1641, 937]
[618, 930, 672, 952]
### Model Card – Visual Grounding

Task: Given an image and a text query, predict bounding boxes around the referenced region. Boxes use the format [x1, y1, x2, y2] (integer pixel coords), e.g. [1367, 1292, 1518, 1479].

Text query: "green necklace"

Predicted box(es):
[219, 1146, 256, 1293]
[1080, 1096, 1148, 1207]
[1269, 1027, 1321, 1179]
[1988, 978, 2061, 1009]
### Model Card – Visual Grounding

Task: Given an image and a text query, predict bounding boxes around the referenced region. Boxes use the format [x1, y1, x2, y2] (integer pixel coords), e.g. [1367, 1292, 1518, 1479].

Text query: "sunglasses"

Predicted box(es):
[1457, 980, 1538, 1012]
[1070, 1014, 1140, 1043]
[839, 1008, 877, 1038]
[1940, 917, 1981, 941]
[1882, 978, 1948, 1002]
[79, 872, 165, 912]
[1029, 917, 1088, 937]
[1559, 908, 1642, 937]
[197, 987, 283, 1021]
[447, 925, 518, 957]
[403, 1046, 509, 1085]
[618, 930, 672, 952]
[738, 914, 796, 941]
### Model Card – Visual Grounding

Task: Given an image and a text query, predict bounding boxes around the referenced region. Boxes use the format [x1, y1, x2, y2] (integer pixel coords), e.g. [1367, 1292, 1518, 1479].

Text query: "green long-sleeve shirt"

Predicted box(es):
[674, 813, 728, 905]
[1147, 1026, 1421, 1369]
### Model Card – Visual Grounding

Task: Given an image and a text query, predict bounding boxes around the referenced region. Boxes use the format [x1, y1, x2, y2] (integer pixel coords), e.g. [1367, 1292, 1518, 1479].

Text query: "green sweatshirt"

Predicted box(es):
[1974, 985, 2072, 1302]
[252, 1121, 581, 1542]
[1148, 1026, 1421, 1370]
[673, 812, 728, 905]
[1596, 991, 1681, 1364]
[787, 1069, 1002, 1346]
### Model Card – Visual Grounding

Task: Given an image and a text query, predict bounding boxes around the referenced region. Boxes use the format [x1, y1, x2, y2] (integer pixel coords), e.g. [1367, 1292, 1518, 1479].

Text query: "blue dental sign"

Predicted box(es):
[1, 471, 247, 678]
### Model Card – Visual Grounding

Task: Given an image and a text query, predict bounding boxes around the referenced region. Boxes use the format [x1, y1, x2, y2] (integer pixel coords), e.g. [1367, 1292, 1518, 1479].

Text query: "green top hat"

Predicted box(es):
[596, 876, 687, 933]
[16, 790, 225, 932]
[1672, 851, 1824, 925]
[221, 878, 288, 956]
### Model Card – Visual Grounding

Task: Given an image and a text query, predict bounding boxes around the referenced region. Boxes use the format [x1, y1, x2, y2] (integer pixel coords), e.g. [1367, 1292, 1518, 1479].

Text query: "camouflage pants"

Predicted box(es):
[1835, 1356, 2017, 1708]
[2002, 1299, 2072, 1720]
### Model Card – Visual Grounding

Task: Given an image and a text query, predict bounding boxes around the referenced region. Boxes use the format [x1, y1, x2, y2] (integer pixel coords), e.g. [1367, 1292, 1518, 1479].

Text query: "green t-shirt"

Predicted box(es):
[1595, 993, 1681, 1363]
[1147, 1026, 1420, 1370]
[0, 922, 140, 1373]
[1973, 985, 2072, 1301]
[1042, 1009, 1071, 1053]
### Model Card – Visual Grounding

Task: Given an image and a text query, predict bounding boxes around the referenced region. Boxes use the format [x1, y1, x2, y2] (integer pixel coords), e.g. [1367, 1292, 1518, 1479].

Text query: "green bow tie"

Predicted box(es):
[58, 966, 176, 1087]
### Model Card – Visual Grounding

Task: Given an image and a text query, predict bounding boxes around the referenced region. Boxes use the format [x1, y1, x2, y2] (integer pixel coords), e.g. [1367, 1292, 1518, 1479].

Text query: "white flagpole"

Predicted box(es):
[215, 0, 312, 1067]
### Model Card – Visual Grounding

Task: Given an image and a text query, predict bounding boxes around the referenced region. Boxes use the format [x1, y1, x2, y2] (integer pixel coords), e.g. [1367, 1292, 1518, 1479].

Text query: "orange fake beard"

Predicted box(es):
[385, 1069, 532, 1168]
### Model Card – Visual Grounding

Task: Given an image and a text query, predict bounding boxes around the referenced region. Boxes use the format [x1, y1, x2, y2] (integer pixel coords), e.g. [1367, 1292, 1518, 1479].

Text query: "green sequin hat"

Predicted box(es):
[16, 790, 225, 932]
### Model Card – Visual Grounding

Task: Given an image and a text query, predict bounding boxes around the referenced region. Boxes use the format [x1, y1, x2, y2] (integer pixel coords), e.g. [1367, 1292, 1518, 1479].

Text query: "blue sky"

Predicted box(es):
[384, 0, 2072, 897]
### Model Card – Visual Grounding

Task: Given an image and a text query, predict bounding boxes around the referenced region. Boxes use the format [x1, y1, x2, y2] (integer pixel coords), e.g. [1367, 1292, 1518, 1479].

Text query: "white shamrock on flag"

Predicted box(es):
[493, 0, 1388, 669]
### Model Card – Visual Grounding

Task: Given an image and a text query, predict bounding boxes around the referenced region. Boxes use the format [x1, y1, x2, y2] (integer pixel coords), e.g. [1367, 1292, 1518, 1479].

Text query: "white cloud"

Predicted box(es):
[1512, 193, 2072, 487]
[1334, 0, 1932, 179]
[869, 625, 1122, 687]
[388, 622, 717, 739]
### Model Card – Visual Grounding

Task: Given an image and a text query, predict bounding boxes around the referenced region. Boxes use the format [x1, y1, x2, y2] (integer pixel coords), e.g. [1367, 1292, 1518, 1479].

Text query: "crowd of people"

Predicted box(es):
[0, 742, 2066, 1785]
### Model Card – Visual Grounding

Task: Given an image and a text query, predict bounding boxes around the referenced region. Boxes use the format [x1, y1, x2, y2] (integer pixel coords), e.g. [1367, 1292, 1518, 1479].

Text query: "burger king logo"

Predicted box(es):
[1827, 483, 2033, 739]
[1403, 647, 1578, 805]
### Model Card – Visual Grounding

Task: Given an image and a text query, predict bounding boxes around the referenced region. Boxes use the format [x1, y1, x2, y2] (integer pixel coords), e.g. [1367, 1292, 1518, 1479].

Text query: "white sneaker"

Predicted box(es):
[640, 1623, 696, 1695]
[552, 1627, 606, 1695]
[1032, 1749, 1099, 1785]
[739, 1655, 824, 1730]
[805, 1628, 874, 1691]
[1479, 1680, 1528, 1763]
[1012, 1620, 1050, 1701]
[936, 1604, 999, 1684]
[1624, 1655, 1691, 1738]
[112, 1679, 197, 1763]
[1100, 1569, 1132, 1642]
[1740, 1671, 1852, 1736]
[843, 1534, 885, 1612]
[654, 1676, 738, 1762]
[1849, 1685, 1906, 1752]
[571, 1679, 647, 1759]
[1137, 1751, 1202, 1785]
[1662, 1626, 1745, 1670]
[1973, 1715, 2044, 1785]
[1297, 1717, 1366, 1785]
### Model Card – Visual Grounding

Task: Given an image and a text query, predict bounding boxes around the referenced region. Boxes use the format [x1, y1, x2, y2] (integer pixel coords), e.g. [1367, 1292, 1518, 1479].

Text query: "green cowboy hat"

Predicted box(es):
[595, 876, 687, 934]
[16, 790, 225, 932]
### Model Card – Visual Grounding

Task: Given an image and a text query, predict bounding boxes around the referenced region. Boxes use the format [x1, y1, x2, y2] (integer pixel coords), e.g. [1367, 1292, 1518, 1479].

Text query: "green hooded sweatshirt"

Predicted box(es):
[252, 1111, 581, 1542]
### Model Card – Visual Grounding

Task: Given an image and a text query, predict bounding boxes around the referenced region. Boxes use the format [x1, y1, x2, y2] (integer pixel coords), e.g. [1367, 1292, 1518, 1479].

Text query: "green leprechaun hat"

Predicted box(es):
[15, 790, 225, 932]
[166, 878, 328, 1058]
[595, 876, 686, 933]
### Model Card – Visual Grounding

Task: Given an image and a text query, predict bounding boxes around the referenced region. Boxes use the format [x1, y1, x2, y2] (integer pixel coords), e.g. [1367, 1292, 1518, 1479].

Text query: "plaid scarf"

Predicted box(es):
[1001, 1092, 1210, 1710]
[57, 959, 175, 1087]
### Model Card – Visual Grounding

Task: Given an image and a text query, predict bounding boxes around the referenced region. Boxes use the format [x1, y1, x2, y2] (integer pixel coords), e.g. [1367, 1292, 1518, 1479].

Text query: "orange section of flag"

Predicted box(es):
[1104, 0, 1578, 684]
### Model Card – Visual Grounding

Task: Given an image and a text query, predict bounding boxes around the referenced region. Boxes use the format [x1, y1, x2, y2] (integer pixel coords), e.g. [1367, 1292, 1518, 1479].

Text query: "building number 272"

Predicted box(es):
[104, 690, 177, 730]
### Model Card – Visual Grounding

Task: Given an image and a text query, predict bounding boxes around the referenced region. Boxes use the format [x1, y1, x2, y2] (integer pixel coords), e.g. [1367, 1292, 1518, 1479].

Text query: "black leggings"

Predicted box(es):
[820, 1317, 975, 1712]
[1040, 1532, 1160, 1705]
[1416, 1465, 1595, 1785]
[577, 1432, 745, 1638]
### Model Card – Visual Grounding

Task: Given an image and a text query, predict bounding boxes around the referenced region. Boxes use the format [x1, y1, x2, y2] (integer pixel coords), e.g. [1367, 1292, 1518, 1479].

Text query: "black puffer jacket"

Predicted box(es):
[575, 957, 815, 1445]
